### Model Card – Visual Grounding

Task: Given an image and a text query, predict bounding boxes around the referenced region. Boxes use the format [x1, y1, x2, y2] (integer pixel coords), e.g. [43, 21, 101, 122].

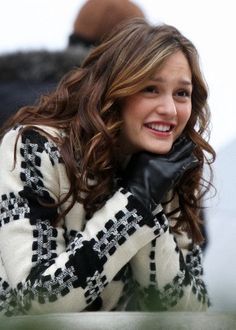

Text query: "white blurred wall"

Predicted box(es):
[204, 139, 236, 311]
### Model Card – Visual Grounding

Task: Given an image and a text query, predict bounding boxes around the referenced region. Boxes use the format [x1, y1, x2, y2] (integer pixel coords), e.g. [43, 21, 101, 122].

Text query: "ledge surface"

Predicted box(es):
[1, 312, 236, 330]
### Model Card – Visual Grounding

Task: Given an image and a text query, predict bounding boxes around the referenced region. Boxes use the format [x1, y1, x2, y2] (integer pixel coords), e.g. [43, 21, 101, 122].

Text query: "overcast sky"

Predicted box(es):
[0, 0, 235, 152]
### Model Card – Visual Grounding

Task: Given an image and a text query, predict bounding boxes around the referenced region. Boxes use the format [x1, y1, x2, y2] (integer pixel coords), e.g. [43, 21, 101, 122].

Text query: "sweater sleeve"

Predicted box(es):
[128, 213, 210, 311]
[0, 127, 168, 316]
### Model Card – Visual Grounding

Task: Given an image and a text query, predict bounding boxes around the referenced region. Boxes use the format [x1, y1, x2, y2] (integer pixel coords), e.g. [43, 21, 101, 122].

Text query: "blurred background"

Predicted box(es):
[0, 0, 235, 312]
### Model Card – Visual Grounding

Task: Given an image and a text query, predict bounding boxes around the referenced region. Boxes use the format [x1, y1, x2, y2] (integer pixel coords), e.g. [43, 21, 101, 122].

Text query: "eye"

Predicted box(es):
[176, 89, 191, 98]
[143, 86, 159, 94]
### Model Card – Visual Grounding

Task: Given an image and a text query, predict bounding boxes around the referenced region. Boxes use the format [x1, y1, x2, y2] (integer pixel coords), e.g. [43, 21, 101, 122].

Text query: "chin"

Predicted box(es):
[153, 148, 171, 155]
[146, 144, 173, 155]
[131, 141, 173, 155]
[142, 137, 174, 154]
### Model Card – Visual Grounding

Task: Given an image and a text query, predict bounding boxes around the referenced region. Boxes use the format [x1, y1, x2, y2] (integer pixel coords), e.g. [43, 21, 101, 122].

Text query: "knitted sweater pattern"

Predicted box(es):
[0, 126, 209, 316]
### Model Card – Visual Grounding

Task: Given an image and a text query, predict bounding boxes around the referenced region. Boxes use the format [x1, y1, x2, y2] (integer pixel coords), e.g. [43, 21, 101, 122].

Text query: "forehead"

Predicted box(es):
[150, 51, 192, 80]
[160, 51, 190, 69]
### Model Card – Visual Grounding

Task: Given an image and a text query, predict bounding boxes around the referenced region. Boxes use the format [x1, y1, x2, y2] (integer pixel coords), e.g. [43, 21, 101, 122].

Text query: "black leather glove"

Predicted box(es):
[121, 136, 199, 213]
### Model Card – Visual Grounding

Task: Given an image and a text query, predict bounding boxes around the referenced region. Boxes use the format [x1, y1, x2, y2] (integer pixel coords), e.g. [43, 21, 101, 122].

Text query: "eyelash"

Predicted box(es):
[176, 90, 191, 98]
[143, 86, 191, 97]
[143, 86, 158, 93]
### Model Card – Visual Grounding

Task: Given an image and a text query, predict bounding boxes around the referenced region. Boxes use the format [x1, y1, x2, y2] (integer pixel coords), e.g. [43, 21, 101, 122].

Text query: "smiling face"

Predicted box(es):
[120, 51, 193, 155]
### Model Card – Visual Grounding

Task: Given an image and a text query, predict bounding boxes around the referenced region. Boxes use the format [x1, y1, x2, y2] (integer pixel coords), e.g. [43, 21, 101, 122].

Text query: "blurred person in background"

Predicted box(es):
[0, 0, 145, 126]
[0, 18, 215, 315]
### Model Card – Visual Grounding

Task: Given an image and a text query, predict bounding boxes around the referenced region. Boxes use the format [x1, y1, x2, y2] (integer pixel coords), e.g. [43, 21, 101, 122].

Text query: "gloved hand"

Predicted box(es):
[121, 136, 199, 213]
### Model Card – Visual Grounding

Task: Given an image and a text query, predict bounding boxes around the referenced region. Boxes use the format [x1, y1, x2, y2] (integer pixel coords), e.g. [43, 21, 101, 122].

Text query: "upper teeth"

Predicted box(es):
[147, 123, 171, 132]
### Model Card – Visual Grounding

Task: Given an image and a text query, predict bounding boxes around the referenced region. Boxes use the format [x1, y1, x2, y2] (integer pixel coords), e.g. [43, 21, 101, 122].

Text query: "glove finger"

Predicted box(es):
[188, 155, 199, 170]
[178, 153, 199, 172]
[168, 137, 196, 162]
[171, 154, 199, 187]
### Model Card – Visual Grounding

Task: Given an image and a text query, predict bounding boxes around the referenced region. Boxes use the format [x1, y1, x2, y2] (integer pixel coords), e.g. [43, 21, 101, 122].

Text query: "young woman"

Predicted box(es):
[0, 18, 215, 316]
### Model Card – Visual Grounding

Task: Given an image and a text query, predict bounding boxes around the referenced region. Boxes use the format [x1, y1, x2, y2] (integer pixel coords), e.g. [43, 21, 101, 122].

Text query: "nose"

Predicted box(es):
[156, 95, 177, 117]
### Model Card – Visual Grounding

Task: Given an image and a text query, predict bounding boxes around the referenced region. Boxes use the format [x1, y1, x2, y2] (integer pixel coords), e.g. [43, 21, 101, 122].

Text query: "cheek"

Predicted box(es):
[179, 107, 192, 127]
[121, 100, 143, 126]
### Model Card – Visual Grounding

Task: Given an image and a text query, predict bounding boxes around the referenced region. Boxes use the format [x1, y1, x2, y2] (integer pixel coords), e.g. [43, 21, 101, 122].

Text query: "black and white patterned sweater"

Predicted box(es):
[0, 126, 210, 316]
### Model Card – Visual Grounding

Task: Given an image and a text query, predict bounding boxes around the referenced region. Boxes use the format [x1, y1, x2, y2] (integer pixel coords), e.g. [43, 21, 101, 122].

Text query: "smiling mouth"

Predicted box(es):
[144, 123, 175, 133]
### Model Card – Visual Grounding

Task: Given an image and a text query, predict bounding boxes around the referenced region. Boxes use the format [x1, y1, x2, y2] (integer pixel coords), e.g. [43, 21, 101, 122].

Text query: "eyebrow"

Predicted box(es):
[150, 77, 193, 86]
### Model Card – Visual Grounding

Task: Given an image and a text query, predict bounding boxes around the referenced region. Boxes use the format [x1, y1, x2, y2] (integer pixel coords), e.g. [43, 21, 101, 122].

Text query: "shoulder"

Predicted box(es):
[0, 125, 64, 165]
[0, 126, 22, 156]
[1, 124, 63, 143]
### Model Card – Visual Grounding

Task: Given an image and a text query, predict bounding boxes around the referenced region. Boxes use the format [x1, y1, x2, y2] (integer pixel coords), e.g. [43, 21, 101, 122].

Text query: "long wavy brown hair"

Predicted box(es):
[1, 18, 215, 243]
